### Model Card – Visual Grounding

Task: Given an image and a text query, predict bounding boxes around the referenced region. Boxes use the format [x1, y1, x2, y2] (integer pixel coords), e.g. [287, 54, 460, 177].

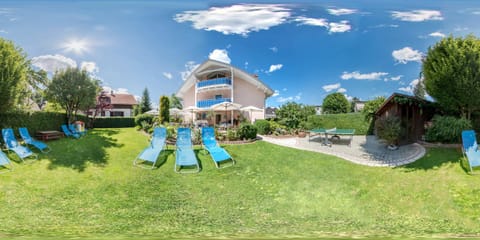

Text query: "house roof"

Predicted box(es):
[176, 59, 274, 98]
[375, 93, 431, 116]
[106, 93, 138, 105]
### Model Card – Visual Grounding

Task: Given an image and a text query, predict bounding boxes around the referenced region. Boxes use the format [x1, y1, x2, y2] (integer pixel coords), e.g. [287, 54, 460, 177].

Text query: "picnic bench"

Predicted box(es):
[36, 131, 64, 141]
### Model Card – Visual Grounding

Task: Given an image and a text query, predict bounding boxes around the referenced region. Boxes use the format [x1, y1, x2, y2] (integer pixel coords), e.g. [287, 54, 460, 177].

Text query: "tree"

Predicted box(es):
[362, 96, 386, 122]
[423, 35, 480, 120]
[139, 87, 152, 114]
[46, 67, 99, 124]
[322, 93, 349, 114]
[89, 90, 113, 128]
[159, 95, 170, 124]
[0, 38, 29, 112]
[276, 102, 316, 129]
[169, 93, 183, 109]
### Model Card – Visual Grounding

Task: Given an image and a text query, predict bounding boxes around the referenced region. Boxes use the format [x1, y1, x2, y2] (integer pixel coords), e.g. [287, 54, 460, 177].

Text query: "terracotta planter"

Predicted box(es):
[298, 131, 307, 138]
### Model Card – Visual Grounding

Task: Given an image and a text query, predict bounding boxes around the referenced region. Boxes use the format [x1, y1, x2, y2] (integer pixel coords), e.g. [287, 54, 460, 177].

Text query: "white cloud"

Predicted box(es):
[208, 49, 231, 64]
[244, 61, 249, 69]
[268, 64, 283, 73]
[270, 46, 278, 52]
[295, 16, 328, 27]
[282, 88, 287, 91]
[341, 71, 389, 80]
[392, 47, 423, 64]
[344, 94, 353, 101]
[272, 90, 280, 97]
[391, 10, 443, 22]
[429, 31, 446, 38]
[80, 61, 99, 74]
[276, 92, 301, 103]
[398, 79, 420, 94]
[337, 88, 347, 93]
[174, 4, 291, 36]
[369, 24, 399, 29]
[327, 8, 357, 16]
[328, 21, 351, 33]
[163, 72, 173, 79]
[322, 83, 341, 92]
[31, 54, 77, 73]
[116, 88, 129, 94]
[390, 75, 403, 81]
[181, 61, 200, 81]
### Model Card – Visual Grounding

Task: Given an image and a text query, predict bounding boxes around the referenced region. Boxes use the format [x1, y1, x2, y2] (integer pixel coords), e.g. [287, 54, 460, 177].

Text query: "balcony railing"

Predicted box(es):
[197, 78, 232, 88]
[197, 98, 231, 108]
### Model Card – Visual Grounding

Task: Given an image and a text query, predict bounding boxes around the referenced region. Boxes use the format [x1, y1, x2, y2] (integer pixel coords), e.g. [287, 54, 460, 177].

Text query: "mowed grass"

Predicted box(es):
[1, 128, 480, 239]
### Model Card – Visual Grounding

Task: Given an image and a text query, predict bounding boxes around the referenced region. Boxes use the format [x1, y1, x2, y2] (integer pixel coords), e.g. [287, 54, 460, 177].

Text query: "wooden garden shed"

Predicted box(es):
[375, 93, 436, 144]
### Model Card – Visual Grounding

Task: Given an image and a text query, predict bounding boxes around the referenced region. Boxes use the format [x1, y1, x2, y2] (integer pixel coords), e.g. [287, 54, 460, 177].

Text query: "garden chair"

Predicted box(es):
[1, 128, 37, 162]
[201, 127, 235, 168]
[133, 127, 167, 169]
[461, 130, 480, 173]
[19, 127, 51, 153]
[175, 128, 200, 173]
[61, 125, 80, 139]
[69, 124, 86, 136]
[0, 151, 13, 173]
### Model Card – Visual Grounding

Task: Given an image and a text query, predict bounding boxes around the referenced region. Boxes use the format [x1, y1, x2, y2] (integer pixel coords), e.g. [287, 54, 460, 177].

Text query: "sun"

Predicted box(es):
[63, 39, 89, 55]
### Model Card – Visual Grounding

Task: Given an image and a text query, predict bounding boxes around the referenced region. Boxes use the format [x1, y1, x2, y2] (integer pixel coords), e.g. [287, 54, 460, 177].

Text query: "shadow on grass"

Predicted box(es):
[398, 147, 463, 172]
[46, 129, 123, 172]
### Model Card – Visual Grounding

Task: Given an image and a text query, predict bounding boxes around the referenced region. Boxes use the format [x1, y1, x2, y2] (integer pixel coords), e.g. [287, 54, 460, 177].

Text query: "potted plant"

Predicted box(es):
[297, 122, 308, 138]
[375, 115, 402, 150]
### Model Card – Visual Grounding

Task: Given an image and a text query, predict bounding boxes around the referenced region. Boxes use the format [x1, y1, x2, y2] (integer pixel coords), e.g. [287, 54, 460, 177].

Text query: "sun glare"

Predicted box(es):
[63, 39, 89, 55]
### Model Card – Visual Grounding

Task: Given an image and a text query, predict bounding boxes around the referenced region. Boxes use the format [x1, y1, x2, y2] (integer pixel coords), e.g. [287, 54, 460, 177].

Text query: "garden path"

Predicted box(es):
[260, 134, 426, 167]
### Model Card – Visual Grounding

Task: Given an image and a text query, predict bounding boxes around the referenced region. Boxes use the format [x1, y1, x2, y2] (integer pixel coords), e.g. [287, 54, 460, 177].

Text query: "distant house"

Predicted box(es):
[88, 92, 138, 117]
[314, 105, 322, 115]
[375, 93, 436, 144]
[265, 107, 277, 119]
[352, 100, 366, 112]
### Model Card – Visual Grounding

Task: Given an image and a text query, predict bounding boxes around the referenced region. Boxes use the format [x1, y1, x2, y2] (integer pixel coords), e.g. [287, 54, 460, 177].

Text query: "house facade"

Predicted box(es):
[176, 60, 274, 126]
[88, 92, 138, 117]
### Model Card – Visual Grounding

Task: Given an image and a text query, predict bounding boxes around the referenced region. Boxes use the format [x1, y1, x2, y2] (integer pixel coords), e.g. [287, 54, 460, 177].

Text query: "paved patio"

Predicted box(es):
[260, 134, 426, 167]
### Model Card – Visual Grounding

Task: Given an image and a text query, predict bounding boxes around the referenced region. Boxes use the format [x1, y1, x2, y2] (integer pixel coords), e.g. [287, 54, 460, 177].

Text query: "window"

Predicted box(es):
[215, 94, 222, 99]
[207, 72, 226, 79]
[111, 111, 124, 117]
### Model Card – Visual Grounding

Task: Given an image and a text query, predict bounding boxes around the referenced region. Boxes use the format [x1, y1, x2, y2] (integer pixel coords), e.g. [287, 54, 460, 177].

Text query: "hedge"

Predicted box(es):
[0, 111, 135, 135]
[305, 113, 371, 135]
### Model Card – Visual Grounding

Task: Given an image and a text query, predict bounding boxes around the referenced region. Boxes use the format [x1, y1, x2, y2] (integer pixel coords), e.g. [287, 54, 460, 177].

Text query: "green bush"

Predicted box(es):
[305, 113, 370, 135]
[269, 120, 287, 135]
[135, 114, 155, 127]
[425, 115, 472, 143]
[0, 111, 88, 135]
[375, 115, 402, 145]
[238, 123, 257, 140]
[254, 119, 271, 135]
[92, 117, 135, 128]
[226, 129, 239, 141]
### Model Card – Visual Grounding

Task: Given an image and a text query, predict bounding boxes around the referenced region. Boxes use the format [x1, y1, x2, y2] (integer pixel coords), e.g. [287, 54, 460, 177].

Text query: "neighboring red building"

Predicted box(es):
[88, 92, 138, 117]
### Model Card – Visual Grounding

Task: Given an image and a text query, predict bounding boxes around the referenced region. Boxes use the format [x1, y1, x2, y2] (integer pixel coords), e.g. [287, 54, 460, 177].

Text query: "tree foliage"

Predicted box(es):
[46, 67, 99, 124]
[169, 93, 183, 110]
[159, 95, 170, 124]
[276, 102, 316, 129]
[423, 35, 480, 120]
[322, 93, 349, 114]
[0, 38, 29, 112]
[362, 96, 386, 122]
[139, 87, 152, 114]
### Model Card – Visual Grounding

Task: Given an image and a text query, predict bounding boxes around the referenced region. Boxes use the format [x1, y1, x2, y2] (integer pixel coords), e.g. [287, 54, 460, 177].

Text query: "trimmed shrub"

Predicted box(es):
[269, 120, 287, 135]
[254, 119, 271, 135]
[425, 115, 472, 143]
[375, 115, 402, 145]
[226, 129, 239, 141]
[92, 117, 135, 128]
[135, 114, 155, 127]
[238, 123, 257, 140]
[305, 113, 370, 135]
[0, 111, 88, 135]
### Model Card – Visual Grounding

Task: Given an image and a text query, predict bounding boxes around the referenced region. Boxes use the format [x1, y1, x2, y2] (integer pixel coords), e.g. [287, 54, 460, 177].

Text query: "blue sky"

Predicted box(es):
[1, 0, 479, 107]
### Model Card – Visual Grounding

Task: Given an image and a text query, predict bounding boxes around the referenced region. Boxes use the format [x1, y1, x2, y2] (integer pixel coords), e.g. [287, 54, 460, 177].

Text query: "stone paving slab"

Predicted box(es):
[259, 135, 426, 167]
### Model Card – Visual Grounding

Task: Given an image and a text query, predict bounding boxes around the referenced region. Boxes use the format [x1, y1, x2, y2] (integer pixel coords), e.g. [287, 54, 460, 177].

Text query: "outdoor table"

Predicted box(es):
[36, 131, 64, 141]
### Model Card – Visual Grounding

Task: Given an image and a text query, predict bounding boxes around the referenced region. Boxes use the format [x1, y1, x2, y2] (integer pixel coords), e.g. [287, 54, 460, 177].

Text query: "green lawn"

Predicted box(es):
[1, 128, 480, 239]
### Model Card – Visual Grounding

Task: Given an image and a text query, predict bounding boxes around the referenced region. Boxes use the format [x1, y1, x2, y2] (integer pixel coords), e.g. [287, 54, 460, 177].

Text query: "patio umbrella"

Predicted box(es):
[169, 107, 184, 116]
[210, 102, 242, 126]
[240, 106, 263, 123]
[145, 109, 159, 116]
[183, 106, 200, 125]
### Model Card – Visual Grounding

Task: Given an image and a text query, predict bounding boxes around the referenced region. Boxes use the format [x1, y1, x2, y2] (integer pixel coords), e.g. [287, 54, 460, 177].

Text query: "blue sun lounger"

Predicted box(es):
[175, 128, 200, 173]
[2, 128, 37, 162]
[0, 151, 13, 173]
[201, 127, 235, 168]
[461, 130, 480, 173]
[69, 124, 86, 136]
[133, 127, 167, 169]
[19, 127, 51, 153]
[61, 124, 80, 139]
